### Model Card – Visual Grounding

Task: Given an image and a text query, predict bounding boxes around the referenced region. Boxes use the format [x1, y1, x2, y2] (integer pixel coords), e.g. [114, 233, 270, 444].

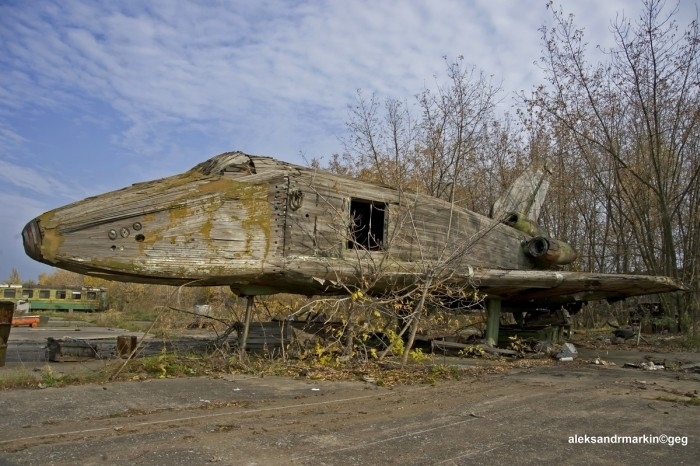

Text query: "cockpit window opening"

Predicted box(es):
[347, 199, 386, 251]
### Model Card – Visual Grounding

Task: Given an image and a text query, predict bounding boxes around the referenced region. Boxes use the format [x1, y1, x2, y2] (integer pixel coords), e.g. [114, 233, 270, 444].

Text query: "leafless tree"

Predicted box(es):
[310, 58, 507, 362]
[529, 0, 700, 331]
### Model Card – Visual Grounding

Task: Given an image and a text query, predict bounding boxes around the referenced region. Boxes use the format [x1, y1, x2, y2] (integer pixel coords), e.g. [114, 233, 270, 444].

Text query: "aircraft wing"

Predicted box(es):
[468, 269, 685, 309]
[305, 261, 684, 310]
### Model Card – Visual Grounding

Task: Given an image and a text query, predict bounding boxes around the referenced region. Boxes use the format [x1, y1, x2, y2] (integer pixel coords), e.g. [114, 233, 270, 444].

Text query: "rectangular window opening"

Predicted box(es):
[56, 290, 66, 299]
[347, 199, 386, 251]
[23, 289, 34, 299]
[3, 289, 16, 298]
[39, 290, 50, 299]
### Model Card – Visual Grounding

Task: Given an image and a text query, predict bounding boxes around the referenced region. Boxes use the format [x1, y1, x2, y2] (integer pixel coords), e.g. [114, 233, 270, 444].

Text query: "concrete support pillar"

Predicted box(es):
[485, 297, 502, 347]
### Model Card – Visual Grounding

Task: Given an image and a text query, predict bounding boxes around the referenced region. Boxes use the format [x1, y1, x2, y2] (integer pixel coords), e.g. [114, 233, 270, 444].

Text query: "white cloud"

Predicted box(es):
[0, 0, 697, 280]
[5, 2, 694, 156]
[0, 159, 74, 198]
[0, 124, 26, 155]
[0, 1, 524, 159]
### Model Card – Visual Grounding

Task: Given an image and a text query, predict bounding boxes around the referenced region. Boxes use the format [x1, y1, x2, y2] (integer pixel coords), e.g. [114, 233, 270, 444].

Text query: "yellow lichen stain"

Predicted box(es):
[239, 185, 271, 259]
[201, 217, 213, 240]
[89, 257, 133, 273]
[196, 179, 272, 259]
[37, 211, 62, 262]
[136, 212, 162, 255]
[168, 205, 190, 222]
[145, 170, 208, 196]
[93, 175, 272, 274]
[196, 177, 238, 195]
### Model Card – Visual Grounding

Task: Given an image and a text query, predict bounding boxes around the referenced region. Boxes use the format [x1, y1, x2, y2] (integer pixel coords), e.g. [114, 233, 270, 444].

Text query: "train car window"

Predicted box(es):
[22, 289, 34, 298]
[56, 290, 66, 299]
[71, 291, 81, 299]
[39, 290, 50, 299]
[3, 289, 16, 298]
[347, 199, 386, 251]
[87, 291, 97, 300]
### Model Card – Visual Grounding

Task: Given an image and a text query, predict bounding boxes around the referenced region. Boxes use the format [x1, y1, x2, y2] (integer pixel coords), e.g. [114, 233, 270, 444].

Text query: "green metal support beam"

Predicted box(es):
[485, 297, 501, 346]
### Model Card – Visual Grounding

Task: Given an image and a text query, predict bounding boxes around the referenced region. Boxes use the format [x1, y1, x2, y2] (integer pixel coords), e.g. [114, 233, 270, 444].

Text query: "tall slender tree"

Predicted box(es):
[530, 0, 700, 330]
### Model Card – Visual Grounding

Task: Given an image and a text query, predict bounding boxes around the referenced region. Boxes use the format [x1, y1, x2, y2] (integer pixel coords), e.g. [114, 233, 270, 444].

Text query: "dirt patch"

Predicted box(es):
[1, 349, 699, 465]
[2, 325, 699, 464]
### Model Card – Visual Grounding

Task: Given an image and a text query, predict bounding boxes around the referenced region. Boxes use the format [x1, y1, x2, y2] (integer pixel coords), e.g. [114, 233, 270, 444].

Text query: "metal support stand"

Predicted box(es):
[485, 297, 502, 347]
[239, 296, 254, 358]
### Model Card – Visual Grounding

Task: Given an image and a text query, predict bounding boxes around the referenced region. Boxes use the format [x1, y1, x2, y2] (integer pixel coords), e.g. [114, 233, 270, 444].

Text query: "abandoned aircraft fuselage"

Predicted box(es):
[23, 153, 531, 290]
[23, 152, 683, 308]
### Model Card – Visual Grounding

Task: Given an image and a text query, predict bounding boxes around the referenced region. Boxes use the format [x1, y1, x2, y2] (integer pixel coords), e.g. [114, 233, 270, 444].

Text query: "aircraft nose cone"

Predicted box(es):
[22, 218, 44, 262]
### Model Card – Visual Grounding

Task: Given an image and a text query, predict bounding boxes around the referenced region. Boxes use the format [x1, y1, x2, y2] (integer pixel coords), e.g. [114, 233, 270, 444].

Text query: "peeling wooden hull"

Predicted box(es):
[22, 152, 685, 309]
[24, 153, 529, 287]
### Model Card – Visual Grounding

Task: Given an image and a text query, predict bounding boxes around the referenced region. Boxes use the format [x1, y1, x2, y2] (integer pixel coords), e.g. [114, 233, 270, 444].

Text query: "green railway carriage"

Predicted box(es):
[0, 284, 107, 312]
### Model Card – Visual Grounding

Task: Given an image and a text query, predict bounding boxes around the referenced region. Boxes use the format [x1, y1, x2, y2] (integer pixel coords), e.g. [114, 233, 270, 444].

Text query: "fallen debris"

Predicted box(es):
[642, 361, 665, 371]
[46, 337, 104, 362]
[591, 357, 615, 366]
[623, 361, 666, 371]
[679, 362, 700, 373]
[556, 342, 578, 360]
[45, 336, 212, 362]
[612, 328, 636, 340]
[431, 340, 519, 357]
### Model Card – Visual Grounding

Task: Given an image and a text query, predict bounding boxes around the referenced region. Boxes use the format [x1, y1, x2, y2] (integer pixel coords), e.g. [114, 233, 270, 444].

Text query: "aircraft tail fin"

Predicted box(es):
[490, 166, 551, 221]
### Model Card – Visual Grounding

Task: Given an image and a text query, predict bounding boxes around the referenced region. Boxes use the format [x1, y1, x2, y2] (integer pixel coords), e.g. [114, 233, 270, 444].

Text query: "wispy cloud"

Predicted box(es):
[0, 159, 73, 198]
[0, 124, 26, 156]
[4, 1, 695, 158]
[0, 0, 697, 280]
[2, 1, 543, 158]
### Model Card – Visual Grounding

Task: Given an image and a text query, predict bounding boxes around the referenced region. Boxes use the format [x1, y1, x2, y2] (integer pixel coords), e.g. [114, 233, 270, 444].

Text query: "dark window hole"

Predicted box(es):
[348, 199, 386, 251]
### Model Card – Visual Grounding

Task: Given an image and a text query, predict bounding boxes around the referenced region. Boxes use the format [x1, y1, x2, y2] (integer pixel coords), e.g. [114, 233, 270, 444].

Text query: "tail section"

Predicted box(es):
[490, 166, 551, 221]
[491, 165, 578, 267]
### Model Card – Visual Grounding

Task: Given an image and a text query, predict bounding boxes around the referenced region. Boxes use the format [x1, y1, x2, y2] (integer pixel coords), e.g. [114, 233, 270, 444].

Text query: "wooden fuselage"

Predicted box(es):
[23, 152, 535, 296]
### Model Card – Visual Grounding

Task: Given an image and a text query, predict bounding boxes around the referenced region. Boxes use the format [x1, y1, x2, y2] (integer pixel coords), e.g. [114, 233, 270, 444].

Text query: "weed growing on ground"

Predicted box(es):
[680, 333, 700, 350]
[0, 369, 38, 390]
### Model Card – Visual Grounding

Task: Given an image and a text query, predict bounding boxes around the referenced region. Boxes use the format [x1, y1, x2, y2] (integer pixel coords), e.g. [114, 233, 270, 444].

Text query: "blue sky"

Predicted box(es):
[1, 0, 697, 282]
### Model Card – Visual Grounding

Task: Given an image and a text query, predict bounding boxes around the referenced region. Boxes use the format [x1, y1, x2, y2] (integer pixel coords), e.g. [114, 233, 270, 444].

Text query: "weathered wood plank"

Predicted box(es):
[27, 151, 684, 303]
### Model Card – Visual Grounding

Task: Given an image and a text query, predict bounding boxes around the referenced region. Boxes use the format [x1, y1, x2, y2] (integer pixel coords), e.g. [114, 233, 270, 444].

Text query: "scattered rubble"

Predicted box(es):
[591, 357, 615, 366]
[624, 361, 665, 370]
[556, 342, 578, 361]
[642, 361, 665, 371]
